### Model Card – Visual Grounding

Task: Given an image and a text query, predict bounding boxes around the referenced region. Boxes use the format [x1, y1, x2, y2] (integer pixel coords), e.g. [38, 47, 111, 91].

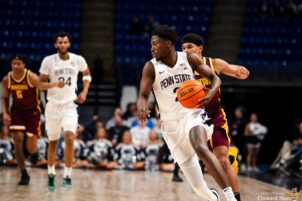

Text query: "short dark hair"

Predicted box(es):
[181, 33, 205, 46]
[152, 25, 178, 44]
[53, 31, 72, 43]
[10, 54, 27, 65]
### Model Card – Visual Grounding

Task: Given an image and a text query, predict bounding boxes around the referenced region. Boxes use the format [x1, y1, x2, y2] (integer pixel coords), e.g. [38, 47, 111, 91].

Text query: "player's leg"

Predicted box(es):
[61, 102, 78, 188]
[161, 121, 218, 200]
[45, 102, 61, 191]
[213, 146, 240, 201]
[189, 126, 237, 201]
[178, 154, 219, 201]
[63, 130, 75, 188]
[47, 138, 59, 191]
[12, 130, 30, 185]
[172, 163, 183, 182]
[210, 125, 241, 201]
[25, 111, 40, 164]
[48, 139, 59, 167]
[25, 134, 38, 154]
[10, 110, 30, 184]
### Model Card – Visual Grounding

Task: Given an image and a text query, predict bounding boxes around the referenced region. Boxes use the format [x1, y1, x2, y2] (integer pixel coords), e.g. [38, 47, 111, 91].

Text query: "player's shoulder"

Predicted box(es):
[69, 52, 85, 61]
[42, 54, 56, 63]
[42, 54, 56, 65]
[143, 60, 156, 75]
[2, 74, 9, 82]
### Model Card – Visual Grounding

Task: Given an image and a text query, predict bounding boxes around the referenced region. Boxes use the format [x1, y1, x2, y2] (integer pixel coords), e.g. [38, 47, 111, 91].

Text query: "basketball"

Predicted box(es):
[177, 80, 206, 109]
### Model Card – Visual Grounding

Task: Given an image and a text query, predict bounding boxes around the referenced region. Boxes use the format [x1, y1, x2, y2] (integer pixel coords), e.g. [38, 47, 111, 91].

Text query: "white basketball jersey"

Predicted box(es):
[40, 53, 87, 104]
[151, 52, 194, 121]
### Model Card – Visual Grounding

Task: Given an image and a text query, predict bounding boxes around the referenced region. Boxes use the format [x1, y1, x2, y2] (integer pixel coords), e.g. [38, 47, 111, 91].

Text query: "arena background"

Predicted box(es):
[1, 0, 302, 199]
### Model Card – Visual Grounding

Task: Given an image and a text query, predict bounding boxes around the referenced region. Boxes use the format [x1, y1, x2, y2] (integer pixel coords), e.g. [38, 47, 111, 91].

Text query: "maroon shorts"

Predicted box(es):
[10, 107, 41, 136]
[207, 109, 230, 151]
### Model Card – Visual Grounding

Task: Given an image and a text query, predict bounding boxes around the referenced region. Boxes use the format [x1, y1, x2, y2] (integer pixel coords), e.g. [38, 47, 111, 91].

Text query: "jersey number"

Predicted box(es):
[173, 87, 179, 102]
[16, 90, 23, 99]
[58, 77, 72, 86]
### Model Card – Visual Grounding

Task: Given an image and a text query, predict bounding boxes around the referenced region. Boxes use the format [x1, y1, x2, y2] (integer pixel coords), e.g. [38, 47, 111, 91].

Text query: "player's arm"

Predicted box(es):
[213, 58, 250, 80]
[77, 67, 91, 104]
[29, 71, 64, 90]
[137, 61, 155, 122]
[187, 52, 221, 107]
[1, 76, 11, 125]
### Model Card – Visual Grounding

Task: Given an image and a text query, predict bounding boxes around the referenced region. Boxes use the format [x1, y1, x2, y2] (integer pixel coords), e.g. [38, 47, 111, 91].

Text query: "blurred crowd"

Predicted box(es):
[0, 103, 175, 172]
[260, 0, 302, 17]
[1, 103, 301, 178]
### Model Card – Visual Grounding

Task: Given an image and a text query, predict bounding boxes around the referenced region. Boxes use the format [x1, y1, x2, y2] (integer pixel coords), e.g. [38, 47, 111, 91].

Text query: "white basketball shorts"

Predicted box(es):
[45, 101, 78, 141]
[160, 109, 213, 164]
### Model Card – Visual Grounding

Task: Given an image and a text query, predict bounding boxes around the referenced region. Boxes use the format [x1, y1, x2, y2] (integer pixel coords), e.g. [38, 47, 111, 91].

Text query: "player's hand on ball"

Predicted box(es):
[76, 91, 87, 104]
[197, 87, 213, 107]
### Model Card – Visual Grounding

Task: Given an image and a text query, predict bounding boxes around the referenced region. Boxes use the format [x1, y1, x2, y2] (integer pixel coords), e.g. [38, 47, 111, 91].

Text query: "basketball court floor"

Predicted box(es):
[0, 167, 297, 201]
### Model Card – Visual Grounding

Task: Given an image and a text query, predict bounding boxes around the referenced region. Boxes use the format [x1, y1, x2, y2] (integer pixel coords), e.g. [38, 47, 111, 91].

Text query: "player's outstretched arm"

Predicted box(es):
[137, 61, 155, 122]
[187, 52, 221, 107]
[1, 76, 11, 125]
[30, 71, 64, 90]
[213, 58, 250, 79]
[77, 67, 91, 104]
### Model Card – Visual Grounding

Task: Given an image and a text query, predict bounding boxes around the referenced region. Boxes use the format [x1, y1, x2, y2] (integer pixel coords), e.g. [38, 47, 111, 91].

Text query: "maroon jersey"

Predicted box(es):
[8, 69, 41, 111]
[195, 57, 231, 149]
[194, 57, 221, 116]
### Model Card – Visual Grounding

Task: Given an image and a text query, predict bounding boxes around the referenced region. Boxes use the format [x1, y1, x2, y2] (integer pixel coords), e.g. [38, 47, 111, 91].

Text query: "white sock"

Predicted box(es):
[223, 187, 237, 201]
[48, 165, 55, 175]
[64, 167, 72, 178]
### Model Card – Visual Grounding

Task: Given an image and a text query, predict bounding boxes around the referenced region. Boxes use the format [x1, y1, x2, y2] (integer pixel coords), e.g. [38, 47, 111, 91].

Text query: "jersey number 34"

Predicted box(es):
[58, 77, 72, 86]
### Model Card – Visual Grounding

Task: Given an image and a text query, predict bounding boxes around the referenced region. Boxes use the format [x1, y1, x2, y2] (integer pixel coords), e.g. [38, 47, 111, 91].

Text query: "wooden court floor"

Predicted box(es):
[0, 167, 292, 201]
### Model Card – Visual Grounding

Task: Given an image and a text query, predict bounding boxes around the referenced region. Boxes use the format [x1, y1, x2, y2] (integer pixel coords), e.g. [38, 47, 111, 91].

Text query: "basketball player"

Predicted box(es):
[137, 25, 237, 201]
[181, 33, 250, 201]
[39, 31, 91, 191]
[1, 55, 64, 185]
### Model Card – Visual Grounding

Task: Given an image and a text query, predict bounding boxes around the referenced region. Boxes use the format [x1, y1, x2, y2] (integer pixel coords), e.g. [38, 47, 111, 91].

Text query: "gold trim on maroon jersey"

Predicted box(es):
[11, 69, 27, 83]
[27, 70, 35, 88]
[221, 108, 231, 144]
[35, 87, 41, 113]
[7, 72, 11, 89]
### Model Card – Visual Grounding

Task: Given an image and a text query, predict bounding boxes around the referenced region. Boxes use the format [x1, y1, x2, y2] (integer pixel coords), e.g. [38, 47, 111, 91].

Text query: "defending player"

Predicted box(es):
[181, 33, 249, 201]
[1, 55, 64, 185]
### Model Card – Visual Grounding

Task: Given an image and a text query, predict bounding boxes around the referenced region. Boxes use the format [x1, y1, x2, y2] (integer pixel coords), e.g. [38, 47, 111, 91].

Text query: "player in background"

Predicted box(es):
[137, 25, 237, 201]
[39, 31, 91, 191]
[1, 55, 64, 185]
[181, 33, 250, 201]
